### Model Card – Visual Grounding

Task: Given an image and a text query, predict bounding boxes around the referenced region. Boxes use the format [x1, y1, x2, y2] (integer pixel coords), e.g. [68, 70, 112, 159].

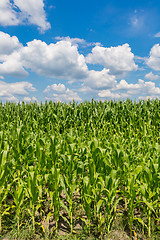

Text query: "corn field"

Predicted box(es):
[0, 99, 160, 238]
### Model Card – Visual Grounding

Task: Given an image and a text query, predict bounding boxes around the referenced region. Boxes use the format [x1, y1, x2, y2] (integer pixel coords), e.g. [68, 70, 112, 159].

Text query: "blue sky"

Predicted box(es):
[1, 0, 160, 102]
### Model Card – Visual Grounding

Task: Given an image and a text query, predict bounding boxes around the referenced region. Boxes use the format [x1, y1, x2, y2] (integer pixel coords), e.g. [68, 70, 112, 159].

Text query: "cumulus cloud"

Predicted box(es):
[5, 96, 19, 102]
[23, 96, 38, 102]
[146, 44, 160, 71]
[14, 0, 51, 32]
[0, 81, 36, 101]
[0, 36, 88, 79]
[0, 0, 50, 32]
[1, 32, 157, 101]
[98, 90, 129, 99]
[0, 32, 27, 77]
[0, 51, 28, 77]
[20, 39, 88, 80]
[44, 83, 66, 93]
[115, 79, 142, 91]
[0, 31, 22, 57]
[0, 35, 117, 91]
[0, 0, 20, 26]
[23, 96, 32, 102]
[82, 68, 117, 90]
[98, 79, 160, 100]
[0, 32, 140, 94]
[115, 79, 160, 96]
[44, 83, 82, 102]
[138, 96, 159, 100]
[86, 43, 138, 75]
[145, 72, 160, 81]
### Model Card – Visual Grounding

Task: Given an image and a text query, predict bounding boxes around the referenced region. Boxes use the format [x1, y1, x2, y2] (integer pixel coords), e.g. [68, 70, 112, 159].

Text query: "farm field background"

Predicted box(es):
[0, 99, 160, 239]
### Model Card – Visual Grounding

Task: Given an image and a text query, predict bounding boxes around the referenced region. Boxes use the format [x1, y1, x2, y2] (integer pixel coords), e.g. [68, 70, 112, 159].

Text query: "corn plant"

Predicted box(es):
[48, 167, 61, 234]
[102, 170, 121, 233]
[123, 166, 142, 237]
[25, 168, 42, 232]
[0, 149, 10, 234]
[59, 144, 78, 234]
[0, 99, 159, 238]
[81, 176, 94, 235]
[12, 182, 24, 234]
[140, 163, 160, 237]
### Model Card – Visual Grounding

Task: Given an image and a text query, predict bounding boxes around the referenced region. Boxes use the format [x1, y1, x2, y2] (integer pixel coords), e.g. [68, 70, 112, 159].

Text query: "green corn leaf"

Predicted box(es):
[134, 217, 148, 228]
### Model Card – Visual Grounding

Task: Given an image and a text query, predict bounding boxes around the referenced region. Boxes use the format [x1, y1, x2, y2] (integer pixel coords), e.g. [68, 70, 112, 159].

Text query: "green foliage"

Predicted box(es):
[0, 99, 160, 238]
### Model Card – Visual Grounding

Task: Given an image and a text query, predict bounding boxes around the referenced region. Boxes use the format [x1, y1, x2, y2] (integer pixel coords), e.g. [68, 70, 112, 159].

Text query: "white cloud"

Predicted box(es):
[131, 16, 138, 26]
[44, 83, 82, 102]
[1, 32, 158, 102]
[23, 96, 37, 102]
[54, 36, 101, 48]
[115, 79, 160, 96]
[134, 55, 146, 62]
[20, 39, 88, 80]
[78, 86, 94, 93]
[0, 31, 21, 57]
[44, 83, 66, 93]
[0, 33, 139, 94]
[98, 90, 128, 99]
[0, 0, 50, 32]
[154, 32, 160, 38]
[86, 43, 138, 75]
[138, 96, 159, 100]
[55, 36, 90, 47]
[23, 97, 31, 102]
[0, 81, 36, 101]
[14, 0, 51, 32]
[146, 44, 160, 71]
[0, 51, 28, 77]
[0, 34, 89, 80]
[6, 96, 19, 102]
[98, 79, 160, 100]
[0, 32, 26, 77]
[82, 68, 117, 90]
[115, 79, 142, 90]
[145, 72, 160, 81]
[0, 0, 20, 26]
[129, 10, 144, 30]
